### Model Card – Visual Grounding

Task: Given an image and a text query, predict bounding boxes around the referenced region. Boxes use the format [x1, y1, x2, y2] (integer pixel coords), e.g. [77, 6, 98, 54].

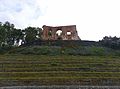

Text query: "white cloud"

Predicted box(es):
[32, 0, 120, 41]
[0, 0, 48, 28]
[0, 0, 120, 41]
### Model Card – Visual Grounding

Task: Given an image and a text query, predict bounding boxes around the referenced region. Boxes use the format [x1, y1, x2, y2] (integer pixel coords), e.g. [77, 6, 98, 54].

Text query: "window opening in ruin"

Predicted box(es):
[67, 31, 72, 35]
[48, 30, 52, 36]
[56, 30, 62, 36]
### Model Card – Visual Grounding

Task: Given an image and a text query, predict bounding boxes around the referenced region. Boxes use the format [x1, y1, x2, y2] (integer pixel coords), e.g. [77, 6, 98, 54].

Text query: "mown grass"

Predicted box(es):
[0, 54, 120, 86]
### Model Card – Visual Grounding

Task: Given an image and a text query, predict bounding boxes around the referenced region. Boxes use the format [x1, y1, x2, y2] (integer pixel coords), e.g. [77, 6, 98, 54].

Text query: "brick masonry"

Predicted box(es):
[42, 25, 80, 40]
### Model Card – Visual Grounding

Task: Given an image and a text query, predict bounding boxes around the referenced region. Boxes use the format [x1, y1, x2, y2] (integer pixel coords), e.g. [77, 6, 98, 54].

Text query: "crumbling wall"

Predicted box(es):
[42, 25, 80, 40]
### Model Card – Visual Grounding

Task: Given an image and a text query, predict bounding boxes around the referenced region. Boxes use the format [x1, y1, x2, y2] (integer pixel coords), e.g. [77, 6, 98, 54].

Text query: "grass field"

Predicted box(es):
[0, 54, 120, 86]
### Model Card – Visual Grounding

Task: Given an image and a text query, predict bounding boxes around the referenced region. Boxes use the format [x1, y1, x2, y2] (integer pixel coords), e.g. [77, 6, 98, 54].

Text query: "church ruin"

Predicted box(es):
[42, 25, 80, 40]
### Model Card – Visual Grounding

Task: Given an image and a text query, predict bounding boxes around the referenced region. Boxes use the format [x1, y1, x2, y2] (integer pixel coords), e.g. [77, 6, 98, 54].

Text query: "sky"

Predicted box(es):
[0, 0, 120, 41]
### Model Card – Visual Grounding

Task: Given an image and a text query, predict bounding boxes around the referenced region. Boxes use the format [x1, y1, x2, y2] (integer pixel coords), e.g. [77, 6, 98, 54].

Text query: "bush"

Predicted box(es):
[7, 45, 120, 56]
[8, 46, 61, 55]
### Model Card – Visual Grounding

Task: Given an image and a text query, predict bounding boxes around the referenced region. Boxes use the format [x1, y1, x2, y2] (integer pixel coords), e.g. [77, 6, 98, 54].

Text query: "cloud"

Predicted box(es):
[38, 0, 120, 41]
[0, 0, 48, 28]
[0, 0, 120, 41]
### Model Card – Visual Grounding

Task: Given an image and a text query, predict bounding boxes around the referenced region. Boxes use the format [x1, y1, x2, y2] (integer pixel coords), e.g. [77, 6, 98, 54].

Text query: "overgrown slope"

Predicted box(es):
[8, 46, 120, 56]
[0, 55, 120, 86]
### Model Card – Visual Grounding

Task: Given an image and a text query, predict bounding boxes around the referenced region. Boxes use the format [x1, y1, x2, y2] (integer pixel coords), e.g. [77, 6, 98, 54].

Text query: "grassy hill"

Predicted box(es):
[0, 54, 120, 86]
[7, 45, 120, 56]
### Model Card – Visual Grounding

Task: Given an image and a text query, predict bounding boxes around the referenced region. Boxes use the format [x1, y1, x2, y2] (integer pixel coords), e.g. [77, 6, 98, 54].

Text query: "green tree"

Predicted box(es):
[3, 21, 15, 46]
[12, 28, 24, 46]
[24, 27, 38, 43]
[0, 21, 43, 46]
[0, 22, 6, 47]
[1, 21, 23, 46]
[36, 27, 42, 40]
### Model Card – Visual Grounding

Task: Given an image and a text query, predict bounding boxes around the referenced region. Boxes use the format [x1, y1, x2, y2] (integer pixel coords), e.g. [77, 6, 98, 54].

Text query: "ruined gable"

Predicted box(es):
[42, 25, 80, 40]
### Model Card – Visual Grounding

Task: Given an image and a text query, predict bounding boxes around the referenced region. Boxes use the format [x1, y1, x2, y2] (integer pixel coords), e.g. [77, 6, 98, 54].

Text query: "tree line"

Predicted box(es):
[0, 21, 42, 47]
[0, 21, 120, 50]
[100, 36, 120, 49]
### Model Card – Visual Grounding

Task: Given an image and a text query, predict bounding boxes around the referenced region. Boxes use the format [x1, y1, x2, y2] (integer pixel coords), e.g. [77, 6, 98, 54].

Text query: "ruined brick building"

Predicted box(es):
[42, 25, 80, 40]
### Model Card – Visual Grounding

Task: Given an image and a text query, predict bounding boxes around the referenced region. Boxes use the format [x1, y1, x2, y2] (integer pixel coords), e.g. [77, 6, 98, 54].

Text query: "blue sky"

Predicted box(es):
[0, 0, 120, 41]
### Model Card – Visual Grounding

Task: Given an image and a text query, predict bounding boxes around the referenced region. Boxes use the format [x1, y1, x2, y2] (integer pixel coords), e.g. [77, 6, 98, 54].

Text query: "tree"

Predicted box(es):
[0, 21, 43, 46]
[0, 21, 23, 46]
[12, 28, 23, 46]
[0, 22, 6, 47]
[2, 21, 15, 46]
[24, 27, 38, 43]
[101, 36, 120, 49]
[36, 27, 42, 39]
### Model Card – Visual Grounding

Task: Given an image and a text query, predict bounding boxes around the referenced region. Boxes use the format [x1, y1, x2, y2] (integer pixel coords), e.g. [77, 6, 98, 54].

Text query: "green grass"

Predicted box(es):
[0, 54, 120, 86]
[7, 45, 120, 56]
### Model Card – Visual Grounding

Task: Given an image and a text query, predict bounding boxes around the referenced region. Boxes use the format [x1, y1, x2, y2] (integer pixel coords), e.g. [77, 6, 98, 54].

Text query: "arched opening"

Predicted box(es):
[56, 30, 62, 36]
[67, 31, 72, 35]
